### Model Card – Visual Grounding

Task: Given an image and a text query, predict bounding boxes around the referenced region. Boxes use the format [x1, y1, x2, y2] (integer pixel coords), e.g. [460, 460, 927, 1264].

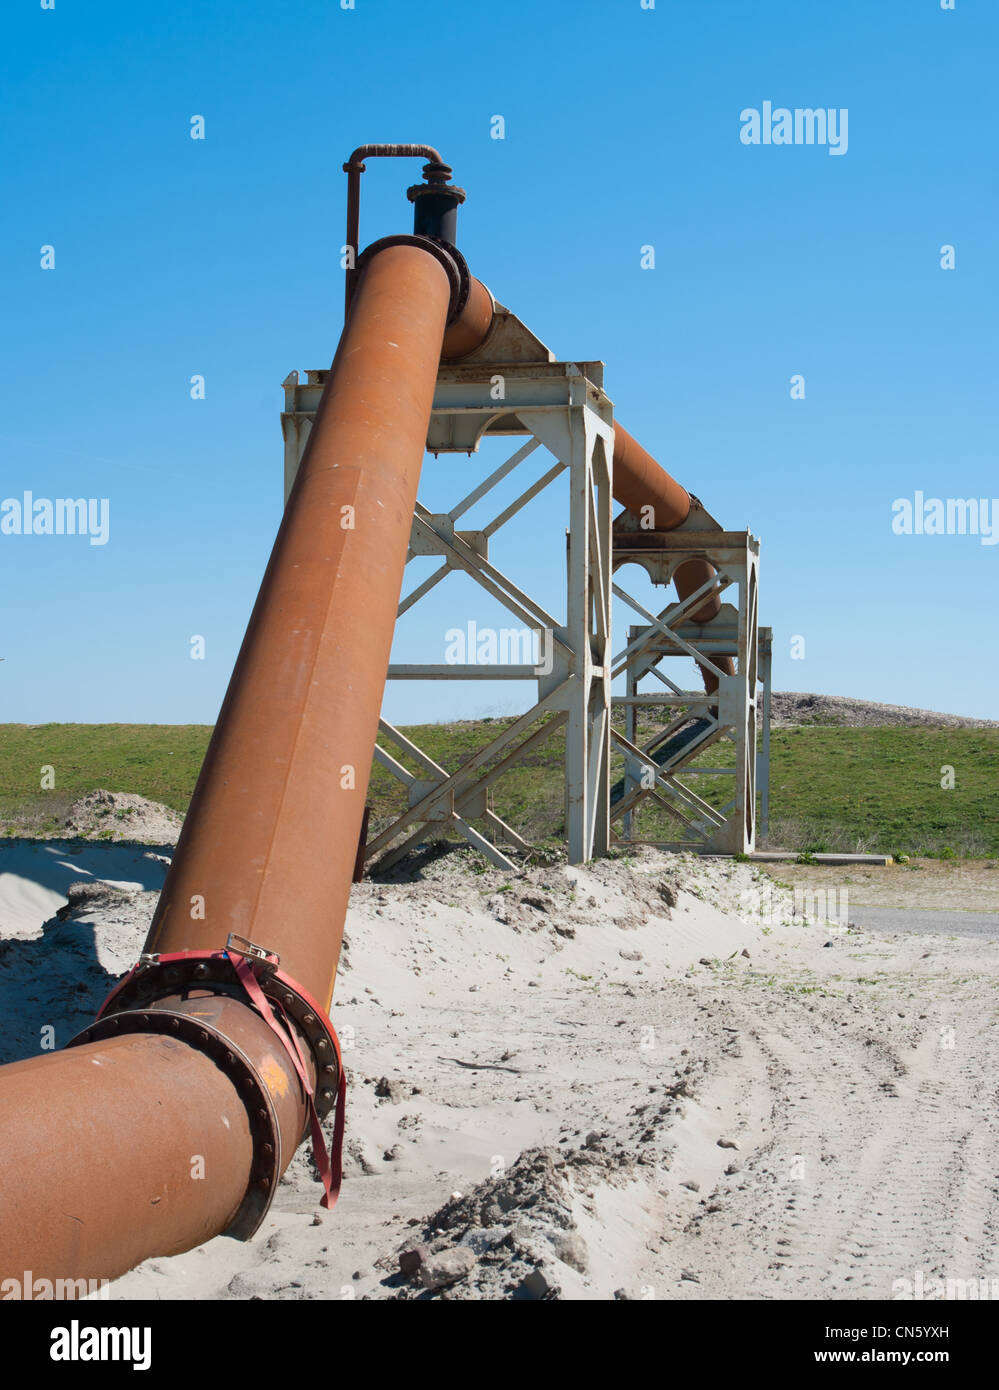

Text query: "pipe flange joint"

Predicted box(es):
[406, 182, 466, 206]
[65, 1007, 282, 1241]
[354, 234, 467, 322]
[92, 950, 343, 1126]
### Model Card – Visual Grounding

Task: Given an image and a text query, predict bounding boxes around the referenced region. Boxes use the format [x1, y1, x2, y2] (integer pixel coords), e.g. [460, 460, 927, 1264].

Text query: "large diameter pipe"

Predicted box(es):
[0, 1033, 253, 1284]
[0, 239, 454, 1290]
[675, 556, 735, 692]
[437, 288, 727, 677]
[610, 426, 735, 690]
[442, 276, 495, 361]
[0, 991, 312, 1286]
[612, 424, 691, 531]
[144, 243, 453, 1008]
[440, 307, 730, 683]
[674, 558, 725, 625]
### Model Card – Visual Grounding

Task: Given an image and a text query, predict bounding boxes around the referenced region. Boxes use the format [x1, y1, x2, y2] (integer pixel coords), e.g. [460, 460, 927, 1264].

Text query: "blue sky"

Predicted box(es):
[1, 0, 996, 725]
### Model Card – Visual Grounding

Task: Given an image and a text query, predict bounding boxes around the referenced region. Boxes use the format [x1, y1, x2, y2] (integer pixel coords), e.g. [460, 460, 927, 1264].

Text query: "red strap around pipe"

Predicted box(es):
[229, 953, 345, 1211]
[97, 950, 347, 1214]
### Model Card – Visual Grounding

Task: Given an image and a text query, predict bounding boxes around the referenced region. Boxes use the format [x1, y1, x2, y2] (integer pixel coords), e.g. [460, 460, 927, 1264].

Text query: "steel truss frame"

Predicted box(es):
[610, 526, 770, 854]
[282, 355, 613, 869]
[282, 341, 768, 865]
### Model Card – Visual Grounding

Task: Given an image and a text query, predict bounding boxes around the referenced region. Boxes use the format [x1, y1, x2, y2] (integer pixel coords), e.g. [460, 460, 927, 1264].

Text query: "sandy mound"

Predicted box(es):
[60, 789, 183, 844]
[376, 1144, 648, 1299]
[770, 692, 998, 728]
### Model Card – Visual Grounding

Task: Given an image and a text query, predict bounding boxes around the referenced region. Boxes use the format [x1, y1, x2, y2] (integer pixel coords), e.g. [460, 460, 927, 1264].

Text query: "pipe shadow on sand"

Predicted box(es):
[0, 840, 171, 1065]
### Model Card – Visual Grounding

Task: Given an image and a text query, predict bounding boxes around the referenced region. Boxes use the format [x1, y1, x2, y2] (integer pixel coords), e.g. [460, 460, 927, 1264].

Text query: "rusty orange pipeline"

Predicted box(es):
[610, 425, 734, 691]
[0, 237, 459, 1291]
[144, 240, 455, 1006]
[612, 424, 691, 531]
[437, 295, 730, 690]
[442, 276, 495, 361]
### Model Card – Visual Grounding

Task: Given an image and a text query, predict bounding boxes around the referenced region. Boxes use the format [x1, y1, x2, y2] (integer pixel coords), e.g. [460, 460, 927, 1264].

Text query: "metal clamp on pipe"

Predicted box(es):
[66, 942, 346, 1239]
[90, 943, 344, 1123]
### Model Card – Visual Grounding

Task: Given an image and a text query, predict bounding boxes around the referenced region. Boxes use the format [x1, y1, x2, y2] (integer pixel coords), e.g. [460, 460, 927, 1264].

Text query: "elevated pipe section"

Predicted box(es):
[438, 297, 734, 697]
[442, 276, 495, 361]
[608, 424, 735, 695]
[0, 236, 467, 1291]
[144, 241, 456, 1000]
[611, 424, 690, 531]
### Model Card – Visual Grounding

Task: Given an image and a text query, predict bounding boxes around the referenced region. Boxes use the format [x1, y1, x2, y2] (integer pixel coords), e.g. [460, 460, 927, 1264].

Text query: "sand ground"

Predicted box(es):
[1, 841, 996, 1300]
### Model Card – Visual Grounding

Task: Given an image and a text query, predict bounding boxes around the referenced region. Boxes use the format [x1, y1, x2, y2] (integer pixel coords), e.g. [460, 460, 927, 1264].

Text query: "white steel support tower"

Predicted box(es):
[282, 303, 613, 870]
[610, 511, 771, 854]
[282, 303, 769, 867]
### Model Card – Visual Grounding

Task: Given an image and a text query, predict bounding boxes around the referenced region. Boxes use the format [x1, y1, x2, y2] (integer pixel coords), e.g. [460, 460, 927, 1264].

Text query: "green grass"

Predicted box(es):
[1, 720, 996, 856]
[764, 725, 999, 857]
[0, 724, 211, 828]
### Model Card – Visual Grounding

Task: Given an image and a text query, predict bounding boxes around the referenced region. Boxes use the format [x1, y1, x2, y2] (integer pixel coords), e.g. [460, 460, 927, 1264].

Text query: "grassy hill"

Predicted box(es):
[1, 718, 996, 857]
